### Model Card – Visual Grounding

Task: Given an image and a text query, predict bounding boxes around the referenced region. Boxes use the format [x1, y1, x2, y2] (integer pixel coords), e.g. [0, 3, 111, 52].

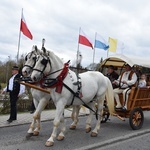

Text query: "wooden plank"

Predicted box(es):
[20, 82, 50, 94]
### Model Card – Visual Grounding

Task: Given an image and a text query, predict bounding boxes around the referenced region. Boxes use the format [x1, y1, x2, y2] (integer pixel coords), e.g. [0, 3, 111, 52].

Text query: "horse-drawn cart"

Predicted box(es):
[22, 44, 150, 147]
[100, 54, 150, 130]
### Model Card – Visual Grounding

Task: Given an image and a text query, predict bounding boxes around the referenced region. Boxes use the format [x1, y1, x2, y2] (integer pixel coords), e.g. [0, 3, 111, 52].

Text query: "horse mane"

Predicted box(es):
[41, 47, 63, 65]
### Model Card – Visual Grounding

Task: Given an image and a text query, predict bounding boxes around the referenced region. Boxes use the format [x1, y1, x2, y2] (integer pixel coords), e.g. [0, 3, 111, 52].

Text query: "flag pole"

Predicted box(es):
[107, 37, 109, 58]
[92, 32, 97, 64]
[76, 27, 81, 74]
[17, 8, 23, 64]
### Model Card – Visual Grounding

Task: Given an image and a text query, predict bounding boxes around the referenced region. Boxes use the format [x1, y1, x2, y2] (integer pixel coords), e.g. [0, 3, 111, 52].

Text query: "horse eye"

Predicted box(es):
[25, 56, 27, 61]
[33, 57, 36, 60]
[41, 59, 48, 65]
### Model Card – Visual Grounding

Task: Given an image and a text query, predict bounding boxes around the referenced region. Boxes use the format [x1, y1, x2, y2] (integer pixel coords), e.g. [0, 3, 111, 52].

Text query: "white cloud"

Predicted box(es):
[0, 0, 150, 66]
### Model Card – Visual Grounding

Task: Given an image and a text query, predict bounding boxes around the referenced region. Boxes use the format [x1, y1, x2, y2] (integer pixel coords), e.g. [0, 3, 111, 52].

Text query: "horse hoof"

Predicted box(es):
[70, 125, 76, 130]
[26, 133, 33, 139]
[57, 135, 64, 141]
[33, 131, 39, 136]
[85, 127, 91, 133]
[91, 132, 97, 137]
[45, 141, 54, 147]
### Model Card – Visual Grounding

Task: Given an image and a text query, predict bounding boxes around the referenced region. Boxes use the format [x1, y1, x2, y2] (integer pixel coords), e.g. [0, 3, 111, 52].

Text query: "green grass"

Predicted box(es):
[0, 83, 6, 89]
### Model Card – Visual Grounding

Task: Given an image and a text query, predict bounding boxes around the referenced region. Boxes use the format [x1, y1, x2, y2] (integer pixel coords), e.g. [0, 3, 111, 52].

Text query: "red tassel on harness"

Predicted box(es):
[55, 62, 69, 93]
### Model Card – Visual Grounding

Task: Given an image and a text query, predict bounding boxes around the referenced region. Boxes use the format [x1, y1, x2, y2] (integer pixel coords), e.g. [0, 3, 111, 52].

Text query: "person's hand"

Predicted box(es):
[122, 81, 127, 84]
[18, 94, 21, 97]
[112, 80, 117, 84]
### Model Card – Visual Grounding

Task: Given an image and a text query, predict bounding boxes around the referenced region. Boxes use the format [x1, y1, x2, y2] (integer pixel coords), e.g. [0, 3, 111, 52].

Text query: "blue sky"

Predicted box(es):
[1, 0, 150, 67]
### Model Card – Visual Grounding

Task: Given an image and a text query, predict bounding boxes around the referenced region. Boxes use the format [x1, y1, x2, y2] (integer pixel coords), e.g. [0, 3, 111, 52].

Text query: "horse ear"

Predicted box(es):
[32, 45, 35, 51]
[35, 45, 37, 51]
[42, 47, 46, 53]
[47, 51, 50, 56]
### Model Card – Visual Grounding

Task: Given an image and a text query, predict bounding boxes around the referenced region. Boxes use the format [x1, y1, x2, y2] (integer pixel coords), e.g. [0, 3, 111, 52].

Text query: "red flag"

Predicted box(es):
[78, 29, 93, 49]
[20, 12, 33, 40]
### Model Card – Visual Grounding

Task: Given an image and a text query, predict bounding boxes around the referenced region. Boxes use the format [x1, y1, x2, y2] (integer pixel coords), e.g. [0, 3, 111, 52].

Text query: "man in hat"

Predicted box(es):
[1, 66, 25, 123]
[106, 65, 119, 89]
[112, 64, 137, 111]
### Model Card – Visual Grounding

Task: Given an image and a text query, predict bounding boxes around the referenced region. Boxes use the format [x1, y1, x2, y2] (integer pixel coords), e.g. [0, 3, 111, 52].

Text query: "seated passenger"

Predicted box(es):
[112, 64, 137, 110]
[138, 74, 147, 88]
[106, 65, 119, 89]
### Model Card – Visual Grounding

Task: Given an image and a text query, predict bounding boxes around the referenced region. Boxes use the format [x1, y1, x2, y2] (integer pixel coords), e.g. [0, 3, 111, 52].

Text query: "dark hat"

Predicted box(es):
[12, 66, 19, 70]
[108, 65, 115, 70]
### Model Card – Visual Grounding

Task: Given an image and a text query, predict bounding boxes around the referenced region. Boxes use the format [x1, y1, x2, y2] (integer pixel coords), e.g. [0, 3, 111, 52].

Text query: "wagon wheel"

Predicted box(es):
[129, 108, 144, 130]
[101, 103, 110, 123]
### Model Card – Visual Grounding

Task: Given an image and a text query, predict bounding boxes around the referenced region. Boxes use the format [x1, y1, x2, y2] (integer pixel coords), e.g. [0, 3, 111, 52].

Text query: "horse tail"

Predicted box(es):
[105, 77, 114, 115]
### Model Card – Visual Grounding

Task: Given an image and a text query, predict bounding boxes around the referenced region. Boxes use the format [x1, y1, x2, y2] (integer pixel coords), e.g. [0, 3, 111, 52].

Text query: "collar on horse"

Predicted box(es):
[44, 61, 69, 93]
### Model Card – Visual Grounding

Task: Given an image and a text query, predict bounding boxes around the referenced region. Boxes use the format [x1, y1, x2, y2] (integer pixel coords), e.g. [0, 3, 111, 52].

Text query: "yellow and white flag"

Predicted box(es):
[108, 37, 117, 52]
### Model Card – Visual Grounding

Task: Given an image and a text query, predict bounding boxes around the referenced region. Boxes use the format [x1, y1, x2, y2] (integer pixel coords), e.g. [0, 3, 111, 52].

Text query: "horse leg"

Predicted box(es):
[57, 112, 66, 141]
[70, 105, 80, 130]
[33, 116, 40, 136]
[33, 99, 49, 136]
[45, 102, 65, 147]
[85, 102, 95, 133]
[26, 99, 38, 139]
[26, 118, 36, 139]
[91, 99, 104, 137]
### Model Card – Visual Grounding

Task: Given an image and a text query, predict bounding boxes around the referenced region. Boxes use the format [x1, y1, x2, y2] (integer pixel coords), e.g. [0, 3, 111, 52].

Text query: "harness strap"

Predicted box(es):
[63, 83, 98, 120]
[73, 75, 82, 98]
[55, 62, 69, 93]
[38, 61, 69, 93]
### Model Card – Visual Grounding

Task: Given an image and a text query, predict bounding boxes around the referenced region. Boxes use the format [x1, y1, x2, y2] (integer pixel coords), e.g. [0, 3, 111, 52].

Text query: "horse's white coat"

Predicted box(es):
[22, 46, 50, 136]
[30, 48, 114, 146]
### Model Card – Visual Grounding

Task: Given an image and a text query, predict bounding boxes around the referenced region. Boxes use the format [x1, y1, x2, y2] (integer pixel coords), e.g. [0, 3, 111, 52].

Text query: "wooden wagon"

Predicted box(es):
[100, 54, 150, 130]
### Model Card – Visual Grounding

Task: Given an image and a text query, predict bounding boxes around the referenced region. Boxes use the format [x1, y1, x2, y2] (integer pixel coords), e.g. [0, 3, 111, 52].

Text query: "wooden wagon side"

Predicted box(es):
[114, 87, 150, 129]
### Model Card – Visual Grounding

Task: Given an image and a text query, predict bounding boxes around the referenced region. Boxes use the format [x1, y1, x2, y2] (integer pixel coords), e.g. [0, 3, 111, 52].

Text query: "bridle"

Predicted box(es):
[31, 54, 70, 87]
[32, 54, 52, 79]
[24, 51, 37, 70]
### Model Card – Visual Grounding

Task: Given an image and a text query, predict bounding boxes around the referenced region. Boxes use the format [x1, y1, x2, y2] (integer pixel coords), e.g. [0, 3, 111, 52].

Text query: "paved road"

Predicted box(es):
[0, 107, 89, 128]
[1, 110, 150, 150]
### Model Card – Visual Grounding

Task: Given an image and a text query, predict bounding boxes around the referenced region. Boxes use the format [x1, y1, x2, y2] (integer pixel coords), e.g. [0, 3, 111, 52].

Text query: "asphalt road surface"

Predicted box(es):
[1, 111, 150, 150]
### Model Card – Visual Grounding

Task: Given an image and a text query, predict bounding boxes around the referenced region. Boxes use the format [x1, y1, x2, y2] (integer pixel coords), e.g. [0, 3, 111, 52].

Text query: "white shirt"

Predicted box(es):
[115, 71, 137, 88]
[19, 84, 25, 95]
[138, 79, 147, 88]
[3, 74, 25, 95]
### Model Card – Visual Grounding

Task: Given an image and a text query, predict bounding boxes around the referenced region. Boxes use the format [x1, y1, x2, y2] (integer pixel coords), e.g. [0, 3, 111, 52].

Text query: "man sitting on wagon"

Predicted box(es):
[106, 65, 119, 89]
[112, 63, 137, 111]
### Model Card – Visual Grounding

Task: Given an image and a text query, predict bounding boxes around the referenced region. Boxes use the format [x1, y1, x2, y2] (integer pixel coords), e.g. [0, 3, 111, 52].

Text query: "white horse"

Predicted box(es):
[22, 45, 51, 137]
[30, 48, 114, 147]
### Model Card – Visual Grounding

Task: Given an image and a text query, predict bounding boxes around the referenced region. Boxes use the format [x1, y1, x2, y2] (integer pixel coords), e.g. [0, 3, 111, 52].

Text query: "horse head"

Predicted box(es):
[22, 45, 41, 77]
[30, 47, 64, 82]
[30, 48, 52, 82]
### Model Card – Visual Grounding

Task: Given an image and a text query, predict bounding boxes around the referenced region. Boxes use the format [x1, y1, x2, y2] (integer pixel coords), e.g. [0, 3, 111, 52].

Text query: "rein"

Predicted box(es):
[62, 83, 98, 120]
[23, 64, 34, 70]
